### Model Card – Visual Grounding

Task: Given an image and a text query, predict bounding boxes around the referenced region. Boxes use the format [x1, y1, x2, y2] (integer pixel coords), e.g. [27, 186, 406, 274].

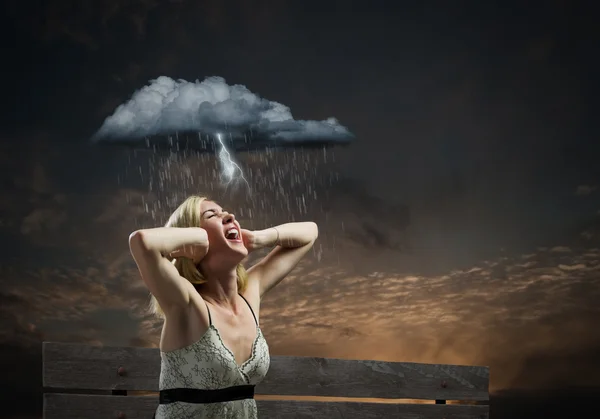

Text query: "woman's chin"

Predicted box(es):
[226, 240, 249, 257]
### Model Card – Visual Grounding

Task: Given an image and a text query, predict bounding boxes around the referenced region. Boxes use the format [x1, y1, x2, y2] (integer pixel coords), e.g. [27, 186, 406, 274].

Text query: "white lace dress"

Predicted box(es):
[154, 296, 270, 419]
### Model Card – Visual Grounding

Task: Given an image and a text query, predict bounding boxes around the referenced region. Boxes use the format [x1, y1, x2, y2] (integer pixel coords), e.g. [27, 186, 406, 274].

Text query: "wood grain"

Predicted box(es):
[43, 342, 161, 392]
[44, 394, 489, 419]
[260, 356, 489, 400]
[43, 342, 489, 400]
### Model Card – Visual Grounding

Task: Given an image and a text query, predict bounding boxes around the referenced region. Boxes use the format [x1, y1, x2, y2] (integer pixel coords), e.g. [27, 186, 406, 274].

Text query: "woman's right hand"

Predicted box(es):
[168, 243, 209, 263]
[167, 230, 209, 264]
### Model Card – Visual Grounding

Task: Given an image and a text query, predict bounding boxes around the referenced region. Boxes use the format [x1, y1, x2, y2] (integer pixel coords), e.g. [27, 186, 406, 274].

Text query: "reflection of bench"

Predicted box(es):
[42, 341, 490, 418]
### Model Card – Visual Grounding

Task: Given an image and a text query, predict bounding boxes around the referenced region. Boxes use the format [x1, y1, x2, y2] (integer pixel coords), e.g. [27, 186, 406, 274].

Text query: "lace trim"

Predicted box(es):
[162, 325, 262, 372]
[211, 325, 262, 372]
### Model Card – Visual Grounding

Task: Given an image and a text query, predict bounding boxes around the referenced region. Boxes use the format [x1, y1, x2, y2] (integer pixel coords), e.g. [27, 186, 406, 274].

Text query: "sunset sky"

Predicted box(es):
[1, 1, 598, 418]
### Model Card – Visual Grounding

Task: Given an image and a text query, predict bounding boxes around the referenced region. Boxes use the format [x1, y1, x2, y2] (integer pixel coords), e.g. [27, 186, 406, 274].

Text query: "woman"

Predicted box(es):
[128, 195, 318, 419]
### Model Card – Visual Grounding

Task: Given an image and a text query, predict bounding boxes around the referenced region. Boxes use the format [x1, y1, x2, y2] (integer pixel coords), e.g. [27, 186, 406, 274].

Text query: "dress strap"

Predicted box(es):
[238, 294, 258, 326]
[204, 300, 212, 325]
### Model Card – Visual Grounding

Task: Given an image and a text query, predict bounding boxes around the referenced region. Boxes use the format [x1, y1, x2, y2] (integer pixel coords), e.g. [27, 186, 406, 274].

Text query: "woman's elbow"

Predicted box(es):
[308, 222, 319, 240]
[129, 229, 149, 252]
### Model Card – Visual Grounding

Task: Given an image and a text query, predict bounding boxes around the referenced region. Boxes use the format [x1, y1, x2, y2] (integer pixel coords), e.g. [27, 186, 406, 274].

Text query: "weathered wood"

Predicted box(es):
[43, 342, 489, 400]
[44, 394, 489, 419]
[43, 342, 161, 392]
[260, 356, 489, 401]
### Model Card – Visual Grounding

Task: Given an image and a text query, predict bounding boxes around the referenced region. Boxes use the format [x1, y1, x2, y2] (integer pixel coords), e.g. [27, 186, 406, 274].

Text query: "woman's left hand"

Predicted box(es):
[241, 229, 261, 252]
[242, 227, 280, 252]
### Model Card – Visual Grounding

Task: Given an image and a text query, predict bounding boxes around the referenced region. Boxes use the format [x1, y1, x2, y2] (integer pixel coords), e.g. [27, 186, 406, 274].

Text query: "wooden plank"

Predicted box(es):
[44, 394, 489, 419]
[259, 356, 489, 401]
[43, 342, 161, 392]
[43, 342, 489, 400]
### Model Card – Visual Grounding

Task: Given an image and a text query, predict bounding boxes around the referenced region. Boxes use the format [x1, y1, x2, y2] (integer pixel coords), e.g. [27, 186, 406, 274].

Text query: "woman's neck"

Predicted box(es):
[200, 267, 239, 310]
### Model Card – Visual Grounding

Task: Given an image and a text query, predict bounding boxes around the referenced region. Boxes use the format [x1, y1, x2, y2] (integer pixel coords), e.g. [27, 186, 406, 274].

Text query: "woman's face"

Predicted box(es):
[199, 200, 248, 260]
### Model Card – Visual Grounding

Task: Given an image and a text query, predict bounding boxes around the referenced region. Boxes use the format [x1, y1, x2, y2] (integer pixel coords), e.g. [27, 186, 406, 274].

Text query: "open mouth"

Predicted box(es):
[225, 227, 240, 241]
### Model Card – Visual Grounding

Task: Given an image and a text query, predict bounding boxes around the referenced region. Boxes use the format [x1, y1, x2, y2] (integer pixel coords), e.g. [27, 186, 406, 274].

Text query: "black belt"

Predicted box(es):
[159, 385, 256, 404]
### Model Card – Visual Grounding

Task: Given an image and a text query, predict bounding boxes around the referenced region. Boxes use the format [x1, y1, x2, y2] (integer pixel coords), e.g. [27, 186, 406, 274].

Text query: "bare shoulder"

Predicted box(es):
[160, 286, 212, 351]
[186, 287, 212, 324]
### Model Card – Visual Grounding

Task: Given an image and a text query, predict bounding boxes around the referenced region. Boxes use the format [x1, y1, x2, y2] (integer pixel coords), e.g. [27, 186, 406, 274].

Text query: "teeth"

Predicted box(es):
[226, 228, 239, 239]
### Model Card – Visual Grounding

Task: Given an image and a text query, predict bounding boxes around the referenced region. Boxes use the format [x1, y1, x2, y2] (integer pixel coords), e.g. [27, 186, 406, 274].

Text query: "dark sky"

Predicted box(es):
[1, 1, 599, 418]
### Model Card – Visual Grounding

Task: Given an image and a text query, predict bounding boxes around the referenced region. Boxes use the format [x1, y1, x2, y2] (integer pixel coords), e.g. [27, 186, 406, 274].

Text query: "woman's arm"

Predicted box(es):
[130, 227, 209, 261]
[245, 222, 318, 297]
[129, 227, 209, 312]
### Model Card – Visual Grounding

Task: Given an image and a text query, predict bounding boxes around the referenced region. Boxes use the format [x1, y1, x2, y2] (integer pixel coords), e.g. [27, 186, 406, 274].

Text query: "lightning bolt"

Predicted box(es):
[215, 133, 250, 191]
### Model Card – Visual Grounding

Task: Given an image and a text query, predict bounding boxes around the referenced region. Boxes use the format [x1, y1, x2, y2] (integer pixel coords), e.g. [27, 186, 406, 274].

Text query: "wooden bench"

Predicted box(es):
[42, 341, 490, 418]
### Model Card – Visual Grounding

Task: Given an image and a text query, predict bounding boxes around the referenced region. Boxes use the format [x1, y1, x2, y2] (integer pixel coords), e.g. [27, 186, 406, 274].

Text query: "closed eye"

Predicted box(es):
[203, 209, 224, 219]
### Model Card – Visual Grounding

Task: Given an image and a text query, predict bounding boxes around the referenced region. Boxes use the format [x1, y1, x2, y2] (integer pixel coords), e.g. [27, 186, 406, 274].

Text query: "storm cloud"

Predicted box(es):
[92, 76, 354, 150]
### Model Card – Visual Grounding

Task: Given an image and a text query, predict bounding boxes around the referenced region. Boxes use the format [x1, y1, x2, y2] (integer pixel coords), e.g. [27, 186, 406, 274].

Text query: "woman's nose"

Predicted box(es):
[222, 212, 235, 223]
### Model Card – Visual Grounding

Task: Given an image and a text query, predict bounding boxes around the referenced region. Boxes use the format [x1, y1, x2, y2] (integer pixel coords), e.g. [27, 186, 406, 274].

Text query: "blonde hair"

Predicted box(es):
[149, 195, 248, 318]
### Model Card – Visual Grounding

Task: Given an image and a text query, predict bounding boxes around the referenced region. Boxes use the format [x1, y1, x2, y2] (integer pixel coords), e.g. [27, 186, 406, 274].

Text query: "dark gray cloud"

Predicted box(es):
[92, 76, 354, 150]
